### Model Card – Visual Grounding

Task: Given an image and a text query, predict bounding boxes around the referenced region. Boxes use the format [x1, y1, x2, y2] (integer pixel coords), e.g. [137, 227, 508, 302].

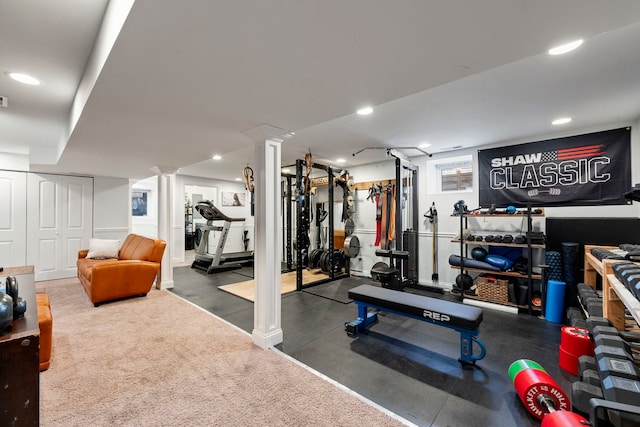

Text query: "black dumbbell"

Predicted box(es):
[592, 327, 640, 364]
[601, 375, 640, 426]
[571, 380, 604, 418]
[586, 316, 612, 333]
[579, 355, 597, 378]
[597, 356, 640, 381]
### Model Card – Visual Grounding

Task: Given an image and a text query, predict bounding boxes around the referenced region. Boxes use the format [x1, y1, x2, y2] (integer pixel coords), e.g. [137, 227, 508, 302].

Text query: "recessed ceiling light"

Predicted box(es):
[281, 168, 290, 173]
[234, 178, 242, 181]
[356, 106, 373, 116]
[7, 72, 40, 85]
[548, 39, 583, 55]
[552, 117, 572, 125]
[418, 143, 431, 148]
[212, 154, 222, 160]
[336, 158, 346, 163]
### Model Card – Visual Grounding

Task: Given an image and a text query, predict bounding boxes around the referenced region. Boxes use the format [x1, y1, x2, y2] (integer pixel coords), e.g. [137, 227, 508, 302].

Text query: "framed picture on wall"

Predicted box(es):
[222, 191, 245, 207]
[132, 190, 149, 216]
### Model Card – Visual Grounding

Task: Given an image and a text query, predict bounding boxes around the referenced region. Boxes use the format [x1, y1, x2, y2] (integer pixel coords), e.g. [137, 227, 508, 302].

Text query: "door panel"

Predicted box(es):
[0, 171, 27, 268]
[27, 174, 93, 281]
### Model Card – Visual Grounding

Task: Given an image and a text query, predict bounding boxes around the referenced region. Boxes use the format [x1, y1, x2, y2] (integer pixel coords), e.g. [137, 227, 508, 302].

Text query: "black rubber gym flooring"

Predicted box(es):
[171, 265, 574, 427]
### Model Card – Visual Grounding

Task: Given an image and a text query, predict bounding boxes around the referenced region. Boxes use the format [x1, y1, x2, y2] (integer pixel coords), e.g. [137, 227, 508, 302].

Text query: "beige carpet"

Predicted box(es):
[218, 269, 327, 302]
[37, 278, 408, 427]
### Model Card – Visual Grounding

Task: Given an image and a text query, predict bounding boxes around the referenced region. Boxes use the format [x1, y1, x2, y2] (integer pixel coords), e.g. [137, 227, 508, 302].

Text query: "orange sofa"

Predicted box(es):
[37, 293, 52, 371]
[77, 234, 166, 306]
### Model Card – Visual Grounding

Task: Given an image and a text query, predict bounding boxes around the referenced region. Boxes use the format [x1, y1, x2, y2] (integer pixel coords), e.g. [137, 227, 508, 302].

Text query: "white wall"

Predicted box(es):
[174, 175, 253, 264]
[94, 176, 130, 241]
[131, 176, 159, 239]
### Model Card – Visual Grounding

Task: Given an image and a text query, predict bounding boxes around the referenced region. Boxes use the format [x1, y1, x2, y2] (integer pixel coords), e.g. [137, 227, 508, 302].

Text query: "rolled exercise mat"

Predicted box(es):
[561, 242, 580, 308]
[545, 251, 563, 282]
[508, 359, 547, 382]
[545, 280, 566, 323]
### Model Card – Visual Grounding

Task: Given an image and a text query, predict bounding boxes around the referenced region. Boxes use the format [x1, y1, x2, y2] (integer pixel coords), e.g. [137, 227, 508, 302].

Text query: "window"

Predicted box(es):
[426, 154, 473, 194]
[440, 163, 472, 192]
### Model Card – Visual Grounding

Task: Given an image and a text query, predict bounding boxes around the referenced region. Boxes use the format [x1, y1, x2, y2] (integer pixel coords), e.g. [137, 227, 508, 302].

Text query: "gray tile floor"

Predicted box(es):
[171, 265, 575, 427]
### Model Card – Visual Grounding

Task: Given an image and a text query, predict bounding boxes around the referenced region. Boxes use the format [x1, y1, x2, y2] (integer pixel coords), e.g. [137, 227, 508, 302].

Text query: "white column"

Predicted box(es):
[244, 125, 287, 349]
[152, 166, 176, 290]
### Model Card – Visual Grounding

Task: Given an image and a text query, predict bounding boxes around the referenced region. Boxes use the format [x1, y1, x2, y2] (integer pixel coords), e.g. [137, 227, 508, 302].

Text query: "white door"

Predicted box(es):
[0, 171, 27, 268]
[27, 174, 93, 281]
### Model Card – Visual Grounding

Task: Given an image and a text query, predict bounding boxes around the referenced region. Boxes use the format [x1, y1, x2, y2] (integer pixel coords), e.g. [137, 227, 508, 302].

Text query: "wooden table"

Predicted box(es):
[0, 266, 39, 426]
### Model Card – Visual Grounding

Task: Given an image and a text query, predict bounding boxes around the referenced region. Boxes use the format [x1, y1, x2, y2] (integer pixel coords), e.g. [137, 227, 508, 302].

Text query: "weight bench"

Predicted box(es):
[345, 284, 486, 365]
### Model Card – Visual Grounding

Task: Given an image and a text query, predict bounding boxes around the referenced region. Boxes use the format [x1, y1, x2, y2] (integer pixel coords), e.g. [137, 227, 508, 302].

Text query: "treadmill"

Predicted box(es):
[191, 200, 253, 273]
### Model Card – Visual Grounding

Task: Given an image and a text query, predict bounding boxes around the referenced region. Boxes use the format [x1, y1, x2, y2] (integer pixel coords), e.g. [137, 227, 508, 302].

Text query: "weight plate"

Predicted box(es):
[308, 249, 319, 268]
[312, 249, 324, 268]
[345, 218, 355, 236]
[541, 410, 588, 427]
[513, 368, 570, 419]
[508, 359, 547, 383]
[560, 326, 594, 357]
[343, 235, 360, 258]
[370, 261, 388, 282]
[320, 251, 330, 272]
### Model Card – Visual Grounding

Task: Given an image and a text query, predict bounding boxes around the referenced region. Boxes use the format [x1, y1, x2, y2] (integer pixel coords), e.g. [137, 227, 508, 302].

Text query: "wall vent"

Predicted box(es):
[0, 96, 7, 107]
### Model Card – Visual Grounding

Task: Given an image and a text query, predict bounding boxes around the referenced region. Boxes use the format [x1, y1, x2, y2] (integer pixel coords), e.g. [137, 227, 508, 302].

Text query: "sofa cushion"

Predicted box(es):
[86, 239, 121, 259]
[119, 234, 164, 262]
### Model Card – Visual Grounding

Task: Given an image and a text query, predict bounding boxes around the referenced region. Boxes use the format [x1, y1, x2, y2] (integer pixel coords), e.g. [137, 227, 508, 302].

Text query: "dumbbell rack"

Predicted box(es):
[451, 206, 545, 314]
[603, 262, 640, 331]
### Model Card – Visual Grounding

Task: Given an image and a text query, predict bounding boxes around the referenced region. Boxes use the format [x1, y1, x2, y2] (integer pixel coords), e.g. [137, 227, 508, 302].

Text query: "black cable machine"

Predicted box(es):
[295, 159, 350, 291]
[191, 200, 253, 273]
[369, 149, 443, 293]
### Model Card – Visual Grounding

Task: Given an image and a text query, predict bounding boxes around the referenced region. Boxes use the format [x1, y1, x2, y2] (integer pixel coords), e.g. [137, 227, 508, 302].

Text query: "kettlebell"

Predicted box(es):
[13, 297, 27, 320]
[0, 292, 13, 334]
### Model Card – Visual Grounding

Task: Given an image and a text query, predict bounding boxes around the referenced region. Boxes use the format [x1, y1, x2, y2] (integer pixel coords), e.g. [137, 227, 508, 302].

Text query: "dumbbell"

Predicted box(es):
[612, 262, 640, 298]
[509, 359, 589, 425]
[586, 316, 612, 333]
[593, 327, 640, 356]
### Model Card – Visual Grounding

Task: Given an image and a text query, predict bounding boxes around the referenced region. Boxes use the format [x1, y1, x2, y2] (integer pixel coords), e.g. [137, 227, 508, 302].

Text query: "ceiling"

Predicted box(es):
[2, 0, 640, 182]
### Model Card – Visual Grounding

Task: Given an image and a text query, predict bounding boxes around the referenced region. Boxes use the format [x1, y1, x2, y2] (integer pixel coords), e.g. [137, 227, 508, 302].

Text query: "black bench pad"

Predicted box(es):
[348, 284, 483, 330]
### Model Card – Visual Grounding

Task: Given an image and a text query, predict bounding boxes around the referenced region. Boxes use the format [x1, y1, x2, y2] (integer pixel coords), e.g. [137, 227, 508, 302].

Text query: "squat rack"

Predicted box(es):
[295, 158, 349, 290]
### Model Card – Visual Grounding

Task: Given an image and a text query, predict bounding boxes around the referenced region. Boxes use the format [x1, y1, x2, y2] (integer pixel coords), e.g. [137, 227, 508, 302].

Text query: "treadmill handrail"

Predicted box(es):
[194, 200, 246, 222]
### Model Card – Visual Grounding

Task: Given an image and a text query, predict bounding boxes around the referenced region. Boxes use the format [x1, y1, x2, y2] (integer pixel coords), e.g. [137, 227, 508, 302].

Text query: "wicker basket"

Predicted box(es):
[476, 276, 509, 304]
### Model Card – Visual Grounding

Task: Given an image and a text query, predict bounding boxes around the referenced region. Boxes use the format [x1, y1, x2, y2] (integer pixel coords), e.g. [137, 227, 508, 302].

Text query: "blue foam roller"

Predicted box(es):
[546, 280, 566, 323]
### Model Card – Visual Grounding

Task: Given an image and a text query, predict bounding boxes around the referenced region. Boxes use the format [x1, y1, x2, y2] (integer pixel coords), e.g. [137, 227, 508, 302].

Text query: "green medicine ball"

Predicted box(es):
[471, 247, 488, 261]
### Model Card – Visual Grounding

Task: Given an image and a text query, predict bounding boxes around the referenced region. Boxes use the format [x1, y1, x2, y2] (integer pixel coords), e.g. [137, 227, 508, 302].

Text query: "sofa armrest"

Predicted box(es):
[78, 249, 89, 259]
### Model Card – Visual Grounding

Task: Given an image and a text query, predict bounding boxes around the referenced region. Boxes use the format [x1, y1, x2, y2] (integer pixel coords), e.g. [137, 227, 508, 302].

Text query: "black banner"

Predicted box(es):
[478, 127, 631, 208]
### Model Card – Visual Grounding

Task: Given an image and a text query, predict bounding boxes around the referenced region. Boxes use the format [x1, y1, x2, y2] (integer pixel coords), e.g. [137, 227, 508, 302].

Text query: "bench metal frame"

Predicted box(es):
[346, 299, 487, 365]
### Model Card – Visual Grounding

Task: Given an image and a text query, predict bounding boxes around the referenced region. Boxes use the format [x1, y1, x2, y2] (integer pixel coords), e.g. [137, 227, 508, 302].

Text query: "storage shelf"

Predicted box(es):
[451, 239, 545, 249]
[451, 265, 542, 280]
